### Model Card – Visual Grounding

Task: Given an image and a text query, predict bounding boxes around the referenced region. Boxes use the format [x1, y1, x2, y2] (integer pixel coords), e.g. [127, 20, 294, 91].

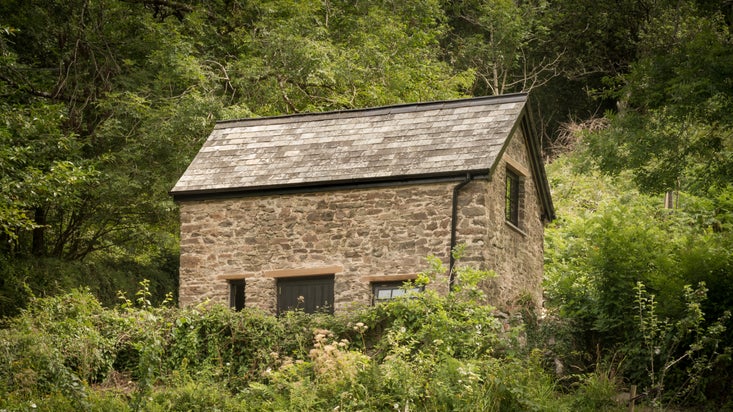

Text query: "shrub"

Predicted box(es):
[0, 270, 642, 411]
[0, 289, 116, 410]
[544, 152, 733, 406]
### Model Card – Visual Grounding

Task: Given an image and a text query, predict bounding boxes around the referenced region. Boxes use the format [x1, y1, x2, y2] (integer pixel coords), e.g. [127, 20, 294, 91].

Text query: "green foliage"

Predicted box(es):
[0, 289, 112, 410]
[146, 375, 247, 412]
[0, 255, 177, 319]
[635, 281, 730, 407]
[584, 3, 733, 194]
[0, 279, 592, 411]
[225, 0, 473, 115]
[546, 158, 679, 346]
[445, 0, 557, 95]
[0, 102, 99, 249]
[165, 304, 288, 391]
[0, 256, 33, 319]
[571, 366, 622, 411]
[545, 139, 733, 406]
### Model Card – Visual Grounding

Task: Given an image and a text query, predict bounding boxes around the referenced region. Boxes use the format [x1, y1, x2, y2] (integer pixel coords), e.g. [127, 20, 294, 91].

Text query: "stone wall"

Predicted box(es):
[179, 183, 456, 312]
[178, 131, 546, 313]
[482, 129, 546, 308]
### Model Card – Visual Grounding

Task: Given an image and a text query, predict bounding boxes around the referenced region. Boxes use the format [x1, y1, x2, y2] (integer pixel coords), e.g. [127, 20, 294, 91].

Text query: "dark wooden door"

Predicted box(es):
[277, 275, 334, 314]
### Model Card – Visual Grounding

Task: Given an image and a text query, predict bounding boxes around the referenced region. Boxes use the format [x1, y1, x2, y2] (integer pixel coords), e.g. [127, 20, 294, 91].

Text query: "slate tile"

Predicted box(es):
[171, 95, 527, 194]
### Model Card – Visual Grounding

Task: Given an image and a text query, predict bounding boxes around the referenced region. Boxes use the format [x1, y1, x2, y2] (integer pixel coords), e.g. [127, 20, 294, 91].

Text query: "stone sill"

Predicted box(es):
[505, 220, 528, 237]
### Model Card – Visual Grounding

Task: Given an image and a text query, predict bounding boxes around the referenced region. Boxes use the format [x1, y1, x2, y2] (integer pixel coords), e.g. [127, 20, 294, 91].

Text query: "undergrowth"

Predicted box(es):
[0, 277, 620, 412]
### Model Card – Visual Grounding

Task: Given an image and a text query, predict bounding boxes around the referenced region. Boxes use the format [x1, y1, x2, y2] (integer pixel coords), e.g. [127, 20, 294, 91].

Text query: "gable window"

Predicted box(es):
[505, 168, 521, 227]
[277, 275, 334, 314]
[229, 279, 245, 311]
[372, 282, 423, 304]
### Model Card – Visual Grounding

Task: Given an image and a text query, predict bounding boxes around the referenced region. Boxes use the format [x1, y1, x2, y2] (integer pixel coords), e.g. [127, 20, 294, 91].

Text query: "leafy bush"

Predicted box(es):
[0, 289, 111, 410]
[0, 254, 178, 320]
[0, 278, 578, 411]
[0, 256, 33, 320]
[544, 147, 733, 406]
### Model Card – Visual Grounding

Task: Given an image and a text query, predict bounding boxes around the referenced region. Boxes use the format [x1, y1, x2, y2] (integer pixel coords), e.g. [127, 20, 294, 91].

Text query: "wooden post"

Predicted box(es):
[629, 385, 637, 412]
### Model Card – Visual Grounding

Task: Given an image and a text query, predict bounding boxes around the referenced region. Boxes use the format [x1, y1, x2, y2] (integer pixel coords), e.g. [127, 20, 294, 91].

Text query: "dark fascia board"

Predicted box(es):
[213, 93, 529, 129]
[171, 171, 491, 202]
[520, 107, 556, 222]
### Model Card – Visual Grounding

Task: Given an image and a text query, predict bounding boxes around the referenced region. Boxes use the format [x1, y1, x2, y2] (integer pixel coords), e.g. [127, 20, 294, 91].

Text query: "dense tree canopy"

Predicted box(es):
[0, 0, 477, 263]
[584, 2, 733, 194]
[1, 0, 732, 406]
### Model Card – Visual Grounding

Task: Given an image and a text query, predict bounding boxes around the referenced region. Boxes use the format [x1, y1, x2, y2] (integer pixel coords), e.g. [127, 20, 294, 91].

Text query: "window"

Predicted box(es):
[277, 275, 334, 314]
[505, 168, 521, 226]
[229, 279, 245, 311]
[372, 282, 423, 304]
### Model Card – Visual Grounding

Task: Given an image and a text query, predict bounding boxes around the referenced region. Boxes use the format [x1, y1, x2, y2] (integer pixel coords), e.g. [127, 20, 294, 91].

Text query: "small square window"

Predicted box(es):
[372, 282, 423, 304]
[505, 168, 520, 226]
[229, 279, 245, 311]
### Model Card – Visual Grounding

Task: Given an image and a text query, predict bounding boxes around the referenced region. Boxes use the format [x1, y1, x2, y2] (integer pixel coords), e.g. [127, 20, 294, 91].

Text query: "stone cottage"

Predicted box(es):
[170, 93, 555, 314]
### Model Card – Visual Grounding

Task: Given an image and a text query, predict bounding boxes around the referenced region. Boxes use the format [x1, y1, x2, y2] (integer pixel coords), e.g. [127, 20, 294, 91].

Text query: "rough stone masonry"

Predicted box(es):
[177, 127, 546, 313]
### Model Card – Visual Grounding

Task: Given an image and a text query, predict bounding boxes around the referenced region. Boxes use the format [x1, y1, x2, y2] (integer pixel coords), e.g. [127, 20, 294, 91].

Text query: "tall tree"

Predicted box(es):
[585, 2, 733, 194]
[443, 0, 560, 96]
[0, 0, 475, 261]
[0, 0, 219, 259]
[223, 0, 473, 115]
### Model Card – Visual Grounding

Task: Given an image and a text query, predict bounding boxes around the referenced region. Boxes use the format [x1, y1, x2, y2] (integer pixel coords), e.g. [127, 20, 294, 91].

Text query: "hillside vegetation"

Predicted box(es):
[1, 0, 732, 409]
[0, 275, 663, 411]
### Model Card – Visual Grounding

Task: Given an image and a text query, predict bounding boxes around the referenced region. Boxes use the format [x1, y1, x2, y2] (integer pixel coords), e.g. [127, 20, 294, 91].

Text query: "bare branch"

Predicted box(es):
[119, 0, 220, 22]
[278, 76, 299, 113]
[204, 59, 236, 101]
[120, 0, 193, 13]
[0, 72, 90, 104]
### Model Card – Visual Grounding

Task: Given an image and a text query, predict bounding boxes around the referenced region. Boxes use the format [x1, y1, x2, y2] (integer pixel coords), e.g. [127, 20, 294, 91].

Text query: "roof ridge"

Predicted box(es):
[214, 93, 527, 129]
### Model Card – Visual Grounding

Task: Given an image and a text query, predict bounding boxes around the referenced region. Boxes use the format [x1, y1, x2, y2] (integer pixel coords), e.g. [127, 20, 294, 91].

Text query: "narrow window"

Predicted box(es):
[372, 282, 423, 304]
[229, 279, 245, 311]
[277, 275, 334, 314]
[506, 168, 520, 226]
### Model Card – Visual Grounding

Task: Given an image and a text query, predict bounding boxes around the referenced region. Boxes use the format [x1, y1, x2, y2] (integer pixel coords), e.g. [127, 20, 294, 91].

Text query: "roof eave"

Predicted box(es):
[170, 169, 492, 202]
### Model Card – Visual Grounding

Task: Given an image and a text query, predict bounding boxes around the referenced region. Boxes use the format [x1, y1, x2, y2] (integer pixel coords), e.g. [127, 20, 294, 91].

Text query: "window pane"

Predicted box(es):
[377, 289, 393, 300]
[372, 282, 424, 304]
[506, 169, 519, 225]
[229, 280, 245, 311]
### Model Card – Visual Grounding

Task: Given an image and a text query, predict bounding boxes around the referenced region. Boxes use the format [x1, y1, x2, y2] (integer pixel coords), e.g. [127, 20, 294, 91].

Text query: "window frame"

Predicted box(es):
[371, 281, 424, 305]
[229, 279, 246, 311]
[505, 167, 521, 227]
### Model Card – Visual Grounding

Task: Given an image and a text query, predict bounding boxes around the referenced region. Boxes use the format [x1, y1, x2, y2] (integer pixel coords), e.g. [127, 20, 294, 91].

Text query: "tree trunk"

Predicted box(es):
[31, 207, 47, 256]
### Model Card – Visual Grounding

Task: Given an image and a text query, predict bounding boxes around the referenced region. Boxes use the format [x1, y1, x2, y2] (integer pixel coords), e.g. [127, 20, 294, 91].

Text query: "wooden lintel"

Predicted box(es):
[264, 265, 344, 278]
[360, 274, 418, 283]
[503, 154, 530, 177]
[217, 273, 255, 280]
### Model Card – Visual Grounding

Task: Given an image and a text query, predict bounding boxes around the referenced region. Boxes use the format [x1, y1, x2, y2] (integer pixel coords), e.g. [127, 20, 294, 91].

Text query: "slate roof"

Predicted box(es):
[170, 94, 540, 198]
